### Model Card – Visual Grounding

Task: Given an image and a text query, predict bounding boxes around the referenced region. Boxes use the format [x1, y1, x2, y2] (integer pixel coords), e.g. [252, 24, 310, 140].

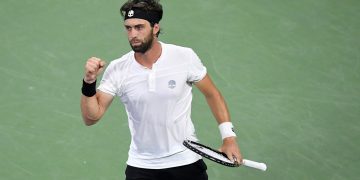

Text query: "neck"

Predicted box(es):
[134, 40, 162, 69]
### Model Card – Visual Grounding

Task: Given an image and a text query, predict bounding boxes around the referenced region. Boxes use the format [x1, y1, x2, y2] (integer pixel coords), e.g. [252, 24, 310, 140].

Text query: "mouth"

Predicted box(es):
[130, 39, 141, 46]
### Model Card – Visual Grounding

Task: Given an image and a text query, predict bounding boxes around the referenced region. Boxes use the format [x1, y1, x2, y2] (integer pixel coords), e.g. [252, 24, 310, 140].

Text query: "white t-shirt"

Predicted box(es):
[98, 42, 207, 169]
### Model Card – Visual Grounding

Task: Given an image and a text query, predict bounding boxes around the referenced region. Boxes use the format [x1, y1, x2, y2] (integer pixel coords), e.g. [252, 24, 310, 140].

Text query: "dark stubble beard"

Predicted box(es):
[130, 30, 154, 54]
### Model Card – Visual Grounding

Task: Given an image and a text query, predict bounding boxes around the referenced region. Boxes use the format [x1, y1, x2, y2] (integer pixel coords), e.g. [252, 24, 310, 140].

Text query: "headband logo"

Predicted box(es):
[128, 10, 134, 17]
[124, 9, 161, 24]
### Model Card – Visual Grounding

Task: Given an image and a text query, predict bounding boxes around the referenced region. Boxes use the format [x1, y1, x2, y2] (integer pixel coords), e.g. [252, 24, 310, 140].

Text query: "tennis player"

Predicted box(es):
[80, 0, 242, 179]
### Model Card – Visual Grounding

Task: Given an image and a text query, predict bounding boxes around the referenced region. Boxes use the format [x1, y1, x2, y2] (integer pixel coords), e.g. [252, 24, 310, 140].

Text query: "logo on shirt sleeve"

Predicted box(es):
[168, 80, 176, 89]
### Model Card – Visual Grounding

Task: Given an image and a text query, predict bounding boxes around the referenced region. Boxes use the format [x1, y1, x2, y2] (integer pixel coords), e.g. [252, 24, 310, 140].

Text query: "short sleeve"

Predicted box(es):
[97, 62, 118, 96]
[187, 49, 207, 83]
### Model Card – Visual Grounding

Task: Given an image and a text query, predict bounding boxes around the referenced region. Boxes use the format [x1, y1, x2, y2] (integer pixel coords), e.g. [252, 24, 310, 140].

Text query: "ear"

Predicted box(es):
[153, 23, 160, 36]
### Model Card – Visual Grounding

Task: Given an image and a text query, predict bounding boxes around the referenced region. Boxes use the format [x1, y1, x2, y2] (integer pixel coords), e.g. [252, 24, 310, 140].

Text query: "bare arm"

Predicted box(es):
[81, 91, 114, 126]
[195, 74, 242, 164]
[195, 74, 230, 124]
[80, 57, 113, 126]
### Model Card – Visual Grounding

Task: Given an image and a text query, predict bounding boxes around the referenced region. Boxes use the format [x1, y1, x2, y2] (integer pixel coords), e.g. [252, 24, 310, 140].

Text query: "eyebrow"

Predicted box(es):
[124, 23, 146, 28]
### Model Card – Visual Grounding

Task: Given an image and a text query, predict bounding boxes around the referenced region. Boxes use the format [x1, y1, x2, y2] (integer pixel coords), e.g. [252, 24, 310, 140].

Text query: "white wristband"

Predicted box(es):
[218, 122, 236, 140]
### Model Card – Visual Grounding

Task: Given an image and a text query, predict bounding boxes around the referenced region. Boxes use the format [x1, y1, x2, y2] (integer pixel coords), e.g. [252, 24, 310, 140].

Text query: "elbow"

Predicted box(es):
[82, 116, 99, 126]
[84, 120, 97, 126]
[84, 120, 98, 126]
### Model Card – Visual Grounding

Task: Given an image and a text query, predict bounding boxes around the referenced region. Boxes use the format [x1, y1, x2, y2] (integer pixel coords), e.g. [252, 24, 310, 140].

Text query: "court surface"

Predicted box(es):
[1, 0, 359, 179]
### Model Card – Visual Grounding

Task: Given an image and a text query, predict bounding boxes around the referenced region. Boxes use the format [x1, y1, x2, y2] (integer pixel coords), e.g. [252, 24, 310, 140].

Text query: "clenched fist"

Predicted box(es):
[84, 57, 106, 84]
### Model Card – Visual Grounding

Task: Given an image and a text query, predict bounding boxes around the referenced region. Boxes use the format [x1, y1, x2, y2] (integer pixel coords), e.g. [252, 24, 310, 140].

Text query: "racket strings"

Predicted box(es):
[183, 140, 237, 167]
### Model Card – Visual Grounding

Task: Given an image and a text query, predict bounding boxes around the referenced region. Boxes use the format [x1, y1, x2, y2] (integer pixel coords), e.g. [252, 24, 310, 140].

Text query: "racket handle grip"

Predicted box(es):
[242, 159, 267, 171]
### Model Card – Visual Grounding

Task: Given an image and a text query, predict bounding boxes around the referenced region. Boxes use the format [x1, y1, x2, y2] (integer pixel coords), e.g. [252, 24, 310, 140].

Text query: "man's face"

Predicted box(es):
[124, 18, 156, 53]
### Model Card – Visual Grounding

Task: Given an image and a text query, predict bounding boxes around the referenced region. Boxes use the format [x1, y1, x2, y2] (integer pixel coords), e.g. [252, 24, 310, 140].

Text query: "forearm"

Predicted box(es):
[204, 90, 237, 141]
[195, 75, 237, 139]
[204, 90, 231, 125]
[80, 57, 109, 126]
[81, 93, 103, 125]
[205, 88, 240, 163]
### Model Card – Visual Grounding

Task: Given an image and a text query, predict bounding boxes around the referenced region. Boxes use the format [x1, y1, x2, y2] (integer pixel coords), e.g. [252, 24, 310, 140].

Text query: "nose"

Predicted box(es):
[127, 28, 138, 39]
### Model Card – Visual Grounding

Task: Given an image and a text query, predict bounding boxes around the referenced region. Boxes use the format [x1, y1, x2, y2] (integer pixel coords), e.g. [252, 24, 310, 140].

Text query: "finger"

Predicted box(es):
[233, 155, 244, 167]
[99, 60, 106, 68]
[236, 154, 244, 167]
[224, 150, 242, 166]
[219, 147, 235, 161]
[88, 57, 102, 66]
[88, 57, 99, 64]
[89, 56, 100, 61]
[87, 58, 105, 71]
[85, 62, 98, 74]
[90, 58, 105, 70]
[232, 156, 240, 167]
[97, 61, 106, 75]
[86, 58, 99, 67]
[84, 57, 104, 83]
[224, 151, 235, 162]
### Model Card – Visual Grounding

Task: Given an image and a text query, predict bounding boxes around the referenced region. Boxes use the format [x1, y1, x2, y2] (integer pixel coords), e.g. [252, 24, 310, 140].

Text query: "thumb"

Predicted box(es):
[97, 60, 106, 75]
[99, 60, 106, 68]
[218, 147, 231, 160]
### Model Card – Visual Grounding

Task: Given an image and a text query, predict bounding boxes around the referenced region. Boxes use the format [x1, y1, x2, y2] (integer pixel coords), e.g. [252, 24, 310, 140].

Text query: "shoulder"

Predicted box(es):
[106, 51, 134, 71]
[161, 42, 197, 60]
[162, 42, 194, 53]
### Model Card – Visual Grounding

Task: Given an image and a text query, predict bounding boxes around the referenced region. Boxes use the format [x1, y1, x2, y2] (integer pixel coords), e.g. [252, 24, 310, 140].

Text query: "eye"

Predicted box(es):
[134, 25, 144, 31]
[125, 26, 132, 31]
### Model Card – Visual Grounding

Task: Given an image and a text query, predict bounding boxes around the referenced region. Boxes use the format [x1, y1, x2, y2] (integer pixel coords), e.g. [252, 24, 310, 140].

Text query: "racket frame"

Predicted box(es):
[183, 140, 239, 167]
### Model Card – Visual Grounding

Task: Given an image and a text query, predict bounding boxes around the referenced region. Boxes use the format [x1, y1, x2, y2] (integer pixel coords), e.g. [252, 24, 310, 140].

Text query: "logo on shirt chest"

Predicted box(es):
[168, 80, 176, 89]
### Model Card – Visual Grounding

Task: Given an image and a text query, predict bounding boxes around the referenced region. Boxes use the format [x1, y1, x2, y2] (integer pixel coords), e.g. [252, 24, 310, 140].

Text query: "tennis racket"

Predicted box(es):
[183, 140, 267, 171]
